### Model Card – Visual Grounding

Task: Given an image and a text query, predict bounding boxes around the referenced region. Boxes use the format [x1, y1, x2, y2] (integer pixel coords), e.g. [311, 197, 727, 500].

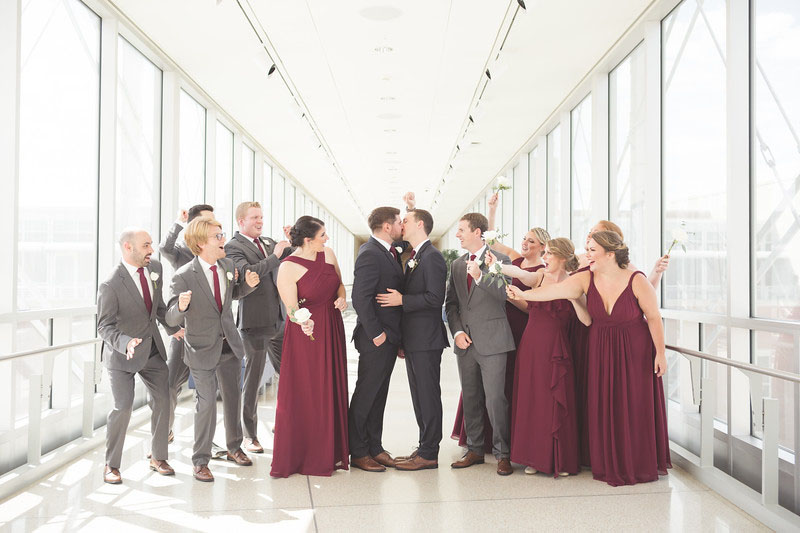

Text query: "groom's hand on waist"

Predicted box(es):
[376, 288, 402, 307]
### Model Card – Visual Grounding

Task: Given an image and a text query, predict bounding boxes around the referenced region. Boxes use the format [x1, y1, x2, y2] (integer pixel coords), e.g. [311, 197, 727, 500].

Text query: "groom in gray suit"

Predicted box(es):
[445, 212, 515, 476]
[166, 216, 260, 482]
[97, 229, 181, 484]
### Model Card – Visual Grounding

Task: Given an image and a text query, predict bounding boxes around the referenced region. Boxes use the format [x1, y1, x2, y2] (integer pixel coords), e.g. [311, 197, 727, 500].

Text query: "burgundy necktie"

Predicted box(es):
[209, 265, 222, 312]
[253, 238, 266, 257]
[137, 267, 152, 314]
[467, 254, 476, 291]
[409, 249, 416, 260]
[390, 246, 399, 261]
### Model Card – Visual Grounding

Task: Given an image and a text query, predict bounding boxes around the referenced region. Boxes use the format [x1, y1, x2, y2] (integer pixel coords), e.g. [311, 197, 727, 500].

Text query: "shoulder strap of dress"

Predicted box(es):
[629, 270, 646, 287]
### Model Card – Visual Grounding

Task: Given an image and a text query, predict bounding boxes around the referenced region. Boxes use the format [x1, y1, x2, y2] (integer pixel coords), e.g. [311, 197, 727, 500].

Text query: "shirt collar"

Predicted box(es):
[469, 245, 486, 260]
[372, 235, 392, 252]
[413, 239, 429, 255]
[122, 259, 146, 277]
[197, 256, 217, 272]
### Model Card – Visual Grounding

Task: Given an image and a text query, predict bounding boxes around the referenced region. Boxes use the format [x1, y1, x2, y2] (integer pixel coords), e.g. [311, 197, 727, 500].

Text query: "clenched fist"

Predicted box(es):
[178, 290, 192, 312]
[126, 337, 142, 360]
[244, 270, 260, 287]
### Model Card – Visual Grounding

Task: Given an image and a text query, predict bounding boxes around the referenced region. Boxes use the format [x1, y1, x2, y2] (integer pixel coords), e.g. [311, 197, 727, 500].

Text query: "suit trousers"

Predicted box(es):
[456, 344, 510, 459]
[167, 335, 189, 431]
[105, 346, 169, 468]
[404, 349, 443, 460]
[188, 344, 243, 466]
[348, 340, 398, 458]
[240, 326, 282, 438]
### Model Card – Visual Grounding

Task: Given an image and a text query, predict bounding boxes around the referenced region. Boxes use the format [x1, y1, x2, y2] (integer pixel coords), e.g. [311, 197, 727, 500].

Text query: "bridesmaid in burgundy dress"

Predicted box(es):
[571, 220, 670, 466]
[513, 230, 670, 486]
[271, 216, 350, 478]
[450, 191, 550, 448]
[504, 238, 590, 477]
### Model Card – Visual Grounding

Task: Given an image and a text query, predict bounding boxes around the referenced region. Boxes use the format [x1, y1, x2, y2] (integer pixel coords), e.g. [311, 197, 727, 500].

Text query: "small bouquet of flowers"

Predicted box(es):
[492, 176, 511, 193]
[666, 221, 689, 255]
[290, 299, 315, 341]
[482, 229, 507, 245]
[475, 256, 509, 289]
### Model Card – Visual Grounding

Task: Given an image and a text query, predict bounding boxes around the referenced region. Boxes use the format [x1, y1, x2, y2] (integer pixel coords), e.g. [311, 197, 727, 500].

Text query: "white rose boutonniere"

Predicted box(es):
[149, 271, 159, 289]
[226, 271, 234, 281]
[407, 258, 418, 271]
[394, 246, 403, 255]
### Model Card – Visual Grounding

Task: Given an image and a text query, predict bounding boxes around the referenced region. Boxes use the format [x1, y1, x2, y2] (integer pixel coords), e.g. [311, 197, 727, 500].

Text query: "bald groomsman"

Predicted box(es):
[159, 204, 213, 441]
[97, 229, 181, 484]
[225, 201, 290, 453]
[166, 217, 260, 482]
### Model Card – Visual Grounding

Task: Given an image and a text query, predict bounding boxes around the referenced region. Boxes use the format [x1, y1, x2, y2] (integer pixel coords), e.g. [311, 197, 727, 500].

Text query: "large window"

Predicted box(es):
[528, 145, 545, 228]
[241, 143, 255, 203]
[262, 162, 273, 238]
[272, 173, 285, 237]
[115, 37, 162, 258]
[662, 0, 728, 313]
[215, 122, 234, 234]
[18, 0, 100, 311]
[570, 95, 593, 248]
[546, 126, 563, 238]
[178, 90, 206, 210]
[609, 44, 647, 268]
[753, 1, 800, 322]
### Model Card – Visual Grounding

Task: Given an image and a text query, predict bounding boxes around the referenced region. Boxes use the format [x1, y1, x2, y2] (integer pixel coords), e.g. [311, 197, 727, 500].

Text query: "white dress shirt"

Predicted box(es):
[197, 256, 227, 303]
[412, 239, 429, 257]
[122, 260, 153, 300]
[454, 245, 487, 341]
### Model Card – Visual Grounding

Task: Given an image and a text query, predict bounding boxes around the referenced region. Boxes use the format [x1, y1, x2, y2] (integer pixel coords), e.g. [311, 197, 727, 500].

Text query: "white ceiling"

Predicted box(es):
[111, 0, 653, 239]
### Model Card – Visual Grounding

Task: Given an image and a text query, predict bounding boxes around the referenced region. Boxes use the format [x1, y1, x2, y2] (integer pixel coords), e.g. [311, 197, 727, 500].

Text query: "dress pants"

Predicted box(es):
[105, 345, 169, 468]
[240, 325, 282, 439]
[456, 344, 510, 459]
[405, 349, 443, 460]
[166, 335, 189, 431]
[348, 340, 397, 458]
[188, 343, 244, 467]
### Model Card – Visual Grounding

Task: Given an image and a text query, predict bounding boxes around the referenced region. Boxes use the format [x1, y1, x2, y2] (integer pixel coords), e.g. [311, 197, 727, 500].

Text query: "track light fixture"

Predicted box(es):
[267, 63, 277, 77]
[517, 0, 526, 10]
[485, 68, 492, 80]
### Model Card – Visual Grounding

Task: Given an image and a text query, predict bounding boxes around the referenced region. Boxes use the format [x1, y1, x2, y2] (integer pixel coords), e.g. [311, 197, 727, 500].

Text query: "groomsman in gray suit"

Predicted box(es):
[445, 213, 515, 476]
[225, 201, 291, 453]
[97, 229, 181, 484]
[159, 203, 213, 439]
[166, 216, 260, 482]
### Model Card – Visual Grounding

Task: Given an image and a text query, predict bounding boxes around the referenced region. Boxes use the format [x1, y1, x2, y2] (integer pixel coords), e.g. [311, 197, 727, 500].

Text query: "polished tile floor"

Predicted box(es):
[1, 311, 770, 532]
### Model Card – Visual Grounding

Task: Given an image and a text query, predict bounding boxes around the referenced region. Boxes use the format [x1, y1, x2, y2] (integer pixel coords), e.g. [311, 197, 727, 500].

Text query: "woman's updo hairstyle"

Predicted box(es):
[590, 230, 630, 268]
[290, 216, 325, 247]
[528, 227, 551, 256]
[546, 238, 580, 272]
[595, 220, 624, 240]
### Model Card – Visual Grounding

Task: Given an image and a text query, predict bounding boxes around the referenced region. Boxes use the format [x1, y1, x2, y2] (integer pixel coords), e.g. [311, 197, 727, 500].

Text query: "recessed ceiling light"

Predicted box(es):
[374, 46, 394, 54]
[383, 128, 397, 133]
[385, 151, 397, 155]
[379, 96, 395, 102]
[387, 167, 399, 171]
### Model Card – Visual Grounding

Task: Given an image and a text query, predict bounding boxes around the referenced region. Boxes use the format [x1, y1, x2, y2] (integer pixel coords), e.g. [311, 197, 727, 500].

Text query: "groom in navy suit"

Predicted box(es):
[349, 206, 404, 472]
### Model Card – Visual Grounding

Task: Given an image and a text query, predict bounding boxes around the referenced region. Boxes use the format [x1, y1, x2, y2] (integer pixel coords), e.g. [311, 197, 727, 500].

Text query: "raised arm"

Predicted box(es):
[486, 192, 520, 260]
[159, 219, 185, 268]
[485, 251, 537, 285]
[647, 254, 670, 289]
[508, 271, 588, 303]
[631, 273, 667, 377]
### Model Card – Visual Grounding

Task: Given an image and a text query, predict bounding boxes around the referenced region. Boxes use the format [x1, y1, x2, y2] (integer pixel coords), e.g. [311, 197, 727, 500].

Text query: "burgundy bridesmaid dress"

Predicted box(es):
[586, 271, 671, 486]
[270, 251, 350, 477]
[450, 259, 543, 449]
[569, 265, 591, 466]
[510, 297, 580, 476]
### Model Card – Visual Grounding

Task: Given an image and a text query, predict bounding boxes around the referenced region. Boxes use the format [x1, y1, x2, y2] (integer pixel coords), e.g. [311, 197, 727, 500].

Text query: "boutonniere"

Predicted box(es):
[394, 246, 403, 255]
[407, 258, 418, 271]
[226, 270, 234, 286]
[150, 271, 159, 289]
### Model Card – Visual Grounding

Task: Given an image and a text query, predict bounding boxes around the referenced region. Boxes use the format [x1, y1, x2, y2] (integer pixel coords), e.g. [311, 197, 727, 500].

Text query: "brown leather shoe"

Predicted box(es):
[193, 464, 214, 482]
[351, 455, 386, 472]
[395, 449, 419, 462]
[395, 455, 438, 471]
[149, 458, 175, 476]
[244, 438, 264, 454]
[226, 448, 253, 466]
[497, 458, 513, 476]
[450, 451, 485, 469]
[372, 451, 397, 468]
[103, 465, 122, 484]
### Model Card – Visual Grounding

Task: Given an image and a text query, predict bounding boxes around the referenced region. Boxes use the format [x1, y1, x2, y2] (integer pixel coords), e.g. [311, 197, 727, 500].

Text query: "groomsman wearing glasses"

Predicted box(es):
[225, 201, 291, 453]
[97, 229, 181, 484]
[166, 217, 260, 482]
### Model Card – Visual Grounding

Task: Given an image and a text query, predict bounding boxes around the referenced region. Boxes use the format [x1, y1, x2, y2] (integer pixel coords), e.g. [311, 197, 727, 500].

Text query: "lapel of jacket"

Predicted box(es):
[235, 231, 262, 260]
[117, 263, 149, 317]
[220, 258, 234, 310]
[371, 237, 402, 276]
[147, 263, 160, 320]
[405, 240, 430, 280]
[192, 257, 221, 314]
[466, 248, 488, 304]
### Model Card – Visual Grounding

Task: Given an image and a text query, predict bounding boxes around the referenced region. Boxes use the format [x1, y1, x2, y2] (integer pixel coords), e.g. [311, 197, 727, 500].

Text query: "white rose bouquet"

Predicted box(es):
[482, 229, 507, 245]
[493, 176, 512, 193]
[666, 221, 689, 255]
[291, 306, 315, 341]
[483, 261, 509, 288]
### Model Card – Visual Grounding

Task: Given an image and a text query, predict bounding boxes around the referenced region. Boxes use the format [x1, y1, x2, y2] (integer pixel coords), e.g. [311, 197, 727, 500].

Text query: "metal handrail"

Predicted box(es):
[666, 344, 800, 384]
[0, 339, 101, 363]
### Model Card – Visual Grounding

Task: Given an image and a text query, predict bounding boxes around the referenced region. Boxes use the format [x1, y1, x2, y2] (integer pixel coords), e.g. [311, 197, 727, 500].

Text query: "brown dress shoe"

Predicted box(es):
[149, 458, 175, 476]
[103, 465, 122, 484]
[450, 451, 485, 469]
[193, 465, 214, 482]
[395, 455, 438, 471]
[244, 438, 264, 454]
[395, 449, 419, 462]
[497, 458, 513, 476]
[226, 448, 253, 466]
[351, 455, 386, 472]
[372, 451, 397, 468]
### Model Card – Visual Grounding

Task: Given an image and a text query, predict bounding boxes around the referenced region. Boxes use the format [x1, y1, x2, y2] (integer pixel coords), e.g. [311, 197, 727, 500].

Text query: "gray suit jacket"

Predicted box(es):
[445, 249, 515, 356]
[97, 259, 179, 372]
[224, 231, 284, 331]
[159, 222, 194, 270]
[165, 257, 256, 370]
